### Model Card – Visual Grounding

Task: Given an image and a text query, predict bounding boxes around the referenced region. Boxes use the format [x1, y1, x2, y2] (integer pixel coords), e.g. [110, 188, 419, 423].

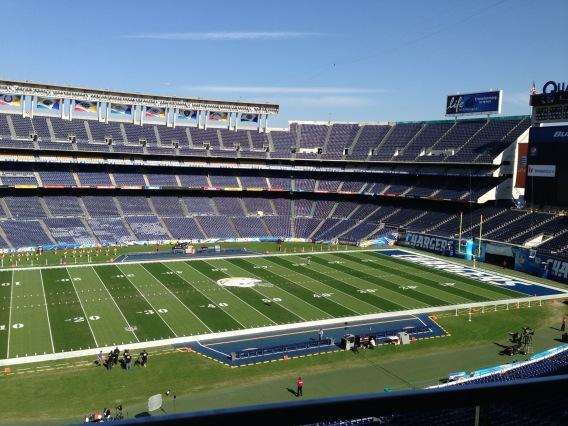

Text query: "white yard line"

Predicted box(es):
[6, 270, 13, 358]
[277, 254, 419, 311]
[214, 259, 309, 323]
[64, 267, 99, 348]
[38, 270, 56, 353]
[122, 264, 213, 334]
[176, 262, 256, 329]
[1, 293, 560, 367]
[381, 248, 568, 295]
[259, 256, 379, 315]
[201, 259, 296, 324]
[90, 267, 140, 343]
[119, 268, 179, 338]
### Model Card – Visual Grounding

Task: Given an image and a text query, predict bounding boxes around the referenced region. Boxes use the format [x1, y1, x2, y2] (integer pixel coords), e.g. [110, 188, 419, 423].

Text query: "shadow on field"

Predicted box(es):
[286, 388, 298, 397]
[135, 411, 151, 418]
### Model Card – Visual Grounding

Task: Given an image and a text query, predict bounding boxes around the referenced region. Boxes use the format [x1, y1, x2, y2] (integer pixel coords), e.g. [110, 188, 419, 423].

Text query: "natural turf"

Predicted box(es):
[1, 249, 538, 360]
[0, 299, 565, 425]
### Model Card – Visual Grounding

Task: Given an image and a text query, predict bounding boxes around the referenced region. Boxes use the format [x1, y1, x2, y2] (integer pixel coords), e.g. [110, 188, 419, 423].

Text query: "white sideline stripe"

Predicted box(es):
[0, 249, 375, 272]
[0, 294, 562, 367]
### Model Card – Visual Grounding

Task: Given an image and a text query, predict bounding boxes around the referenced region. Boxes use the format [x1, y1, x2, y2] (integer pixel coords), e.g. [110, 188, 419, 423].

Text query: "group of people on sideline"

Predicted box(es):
[96, 347, 148, 370]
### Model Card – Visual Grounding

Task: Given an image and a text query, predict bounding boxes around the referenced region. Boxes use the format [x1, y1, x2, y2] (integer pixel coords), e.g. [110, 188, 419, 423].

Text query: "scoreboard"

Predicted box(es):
[525, 126, 568, 207]
[530, 81, 568, 124]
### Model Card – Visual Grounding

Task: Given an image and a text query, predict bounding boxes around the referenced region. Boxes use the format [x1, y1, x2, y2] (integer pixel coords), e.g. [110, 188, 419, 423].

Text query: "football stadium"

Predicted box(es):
[1, 1, 568, 425]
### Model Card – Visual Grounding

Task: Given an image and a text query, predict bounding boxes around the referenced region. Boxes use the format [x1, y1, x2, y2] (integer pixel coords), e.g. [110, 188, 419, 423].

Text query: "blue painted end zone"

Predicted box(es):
[378, 249, 565, 297]
[178, 315, 446, 366]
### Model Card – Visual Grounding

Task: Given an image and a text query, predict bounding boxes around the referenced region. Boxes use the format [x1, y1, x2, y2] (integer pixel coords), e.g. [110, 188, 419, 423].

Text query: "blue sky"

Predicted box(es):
[1, 0, 566, 127]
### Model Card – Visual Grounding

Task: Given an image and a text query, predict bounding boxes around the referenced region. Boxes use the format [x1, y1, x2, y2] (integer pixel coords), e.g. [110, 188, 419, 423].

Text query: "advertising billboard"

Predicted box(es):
[527, 164, 556, 177]
[446, 90, 502, 116]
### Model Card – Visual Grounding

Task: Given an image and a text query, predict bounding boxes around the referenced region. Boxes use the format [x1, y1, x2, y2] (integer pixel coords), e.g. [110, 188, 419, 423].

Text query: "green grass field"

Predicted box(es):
[1, 249, 530, 360]
[0, 299, 565, 425]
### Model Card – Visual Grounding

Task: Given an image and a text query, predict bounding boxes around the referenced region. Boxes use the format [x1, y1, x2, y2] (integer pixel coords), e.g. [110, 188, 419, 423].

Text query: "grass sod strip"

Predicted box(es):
[0, 270, 11, 358]
[41, 268, 97, 352]
[370, 252, 528, 299]
[336, 253, 492, 303]
[309, 256, 448, 307]
[93, 265, 173, 341]
[142, 262, 241, 332]
[265, 256, 405, 312]
[227, 258, 356, 317]
[214, 258, 332, 321]
[189, 260, 297, 325]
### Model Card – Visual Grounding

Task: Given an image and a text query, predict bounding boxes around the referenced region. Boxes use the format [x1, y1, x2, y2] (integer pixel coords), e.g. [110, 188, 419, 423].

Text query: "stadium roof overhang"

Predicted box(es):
[0, 79, 279, 115]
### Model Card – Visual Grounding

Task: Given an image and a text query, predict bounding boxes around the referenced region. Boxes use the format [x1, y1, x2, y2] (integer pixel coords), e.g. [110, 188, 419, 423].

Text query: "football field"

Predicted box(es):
[0, 249, 553, 361]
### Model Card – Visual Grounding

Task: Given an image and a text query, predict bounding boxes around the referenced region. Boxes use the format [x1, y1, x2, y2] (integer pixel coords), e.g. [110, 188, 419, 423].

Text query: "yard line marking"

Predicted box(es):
[174, 263, 248, 329]
[65, 267, 98, 348]
[215, 259, 310, 322]
[201, 259, 284, 325]
[124, 264, 212, 334]
[39, 270, 55, 353]
[119, 268, 179, 338]
[255, 257, 369, 315]
[6, 270, 13, 358]
[91, 267, 140, 343]
[270, 255, 399, 312]
[326, 253, 454, 306]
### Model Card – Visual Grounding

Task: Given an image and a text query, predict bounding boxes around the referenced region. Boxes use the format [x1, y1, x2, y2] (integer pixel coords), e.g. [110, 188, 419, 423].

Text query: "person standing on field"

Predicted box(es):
[296, 377, 304, 397]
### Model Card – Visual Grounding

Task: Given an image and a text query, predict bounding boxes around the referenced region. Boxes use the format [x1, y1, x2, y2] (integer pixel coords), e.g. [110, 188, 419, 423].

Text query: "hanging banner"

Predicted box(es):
[74, 99, 97, 114]
[0, 93, 22, 108]
[36, 97, 61, 111]
[177, 109, 198, 121]
[208, 111, 228, 122]
[145, 106, 166, 118]
[110, 103, 132, 116]
[515, 143, 528, 188]
[240, 113, 259, 123]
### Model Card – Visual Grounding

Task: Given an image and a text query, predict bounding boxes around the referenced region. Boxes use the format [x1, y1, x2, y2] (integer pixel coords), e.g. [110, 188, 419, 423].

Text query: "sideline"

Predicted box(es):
[0, 248, 370, 272]
[0, 293, 561, 368]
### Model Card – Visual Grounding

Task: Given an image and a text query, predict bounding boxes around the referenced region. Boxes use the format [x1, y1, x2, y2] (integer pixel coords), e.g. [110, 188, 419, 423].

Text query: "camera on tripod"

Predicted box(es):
[504, 326, 534, 356]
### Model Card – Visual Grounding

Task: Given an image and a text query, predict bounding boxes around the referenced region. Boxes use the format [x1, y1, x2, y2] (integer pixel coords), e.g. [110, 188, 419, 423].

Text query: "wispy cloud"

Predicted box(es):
[287, 96, 378, 107]
[124, 31, 322, 41]
[183, 85, 385, 95]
